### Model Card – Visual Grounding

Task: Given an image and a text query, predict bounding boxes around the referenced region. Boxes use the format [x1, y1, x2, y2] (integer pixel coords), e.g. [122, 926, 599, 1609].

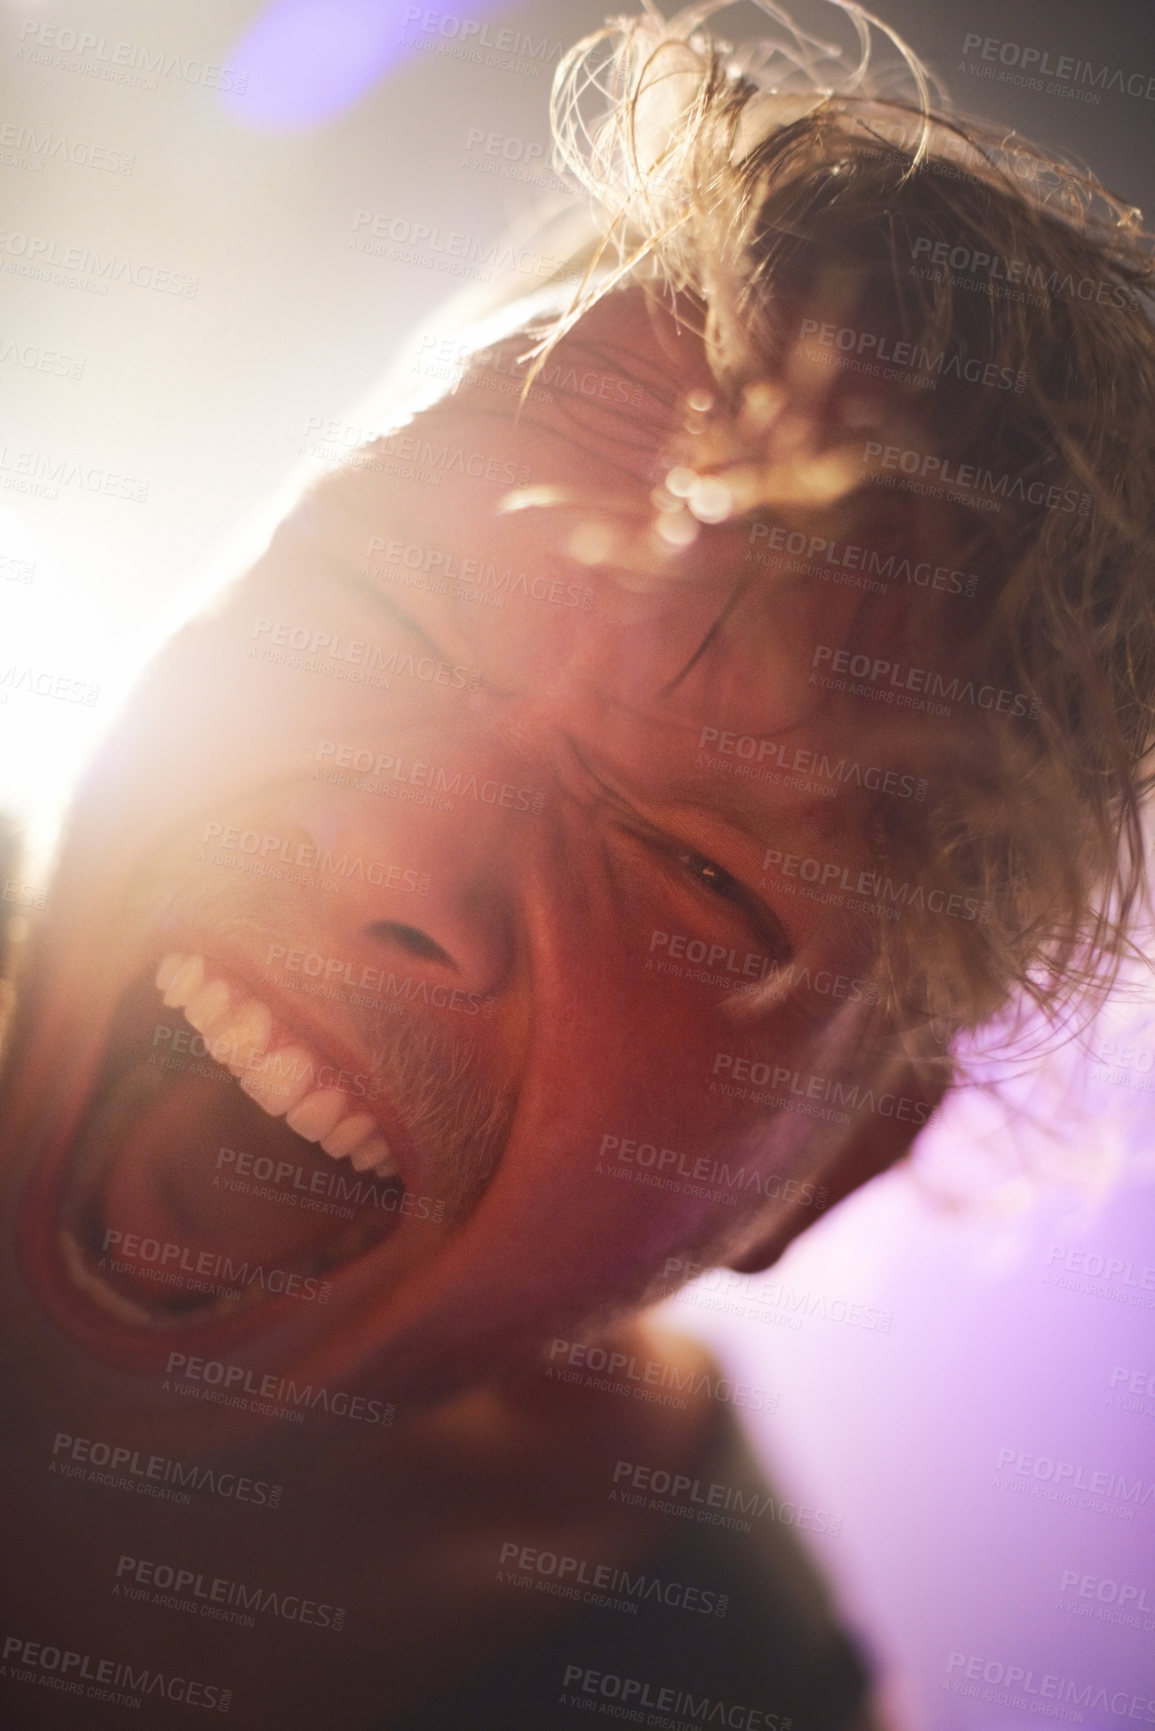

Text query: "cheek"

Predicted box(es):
[473, 952, 822, 1285]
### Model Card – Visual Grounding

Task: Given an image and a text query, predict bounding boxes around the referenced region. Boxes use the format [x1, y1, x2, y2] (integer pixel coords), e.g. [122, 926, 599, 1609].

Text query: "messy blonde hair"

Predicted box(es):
[529, 1, 1155, 1054]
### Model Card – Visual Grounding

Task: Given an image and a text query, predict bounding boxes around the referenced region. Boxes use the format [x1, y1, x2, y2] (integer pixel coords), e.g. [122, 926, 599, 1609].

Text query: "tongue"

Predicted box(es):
[98, 1062, 348, 1302]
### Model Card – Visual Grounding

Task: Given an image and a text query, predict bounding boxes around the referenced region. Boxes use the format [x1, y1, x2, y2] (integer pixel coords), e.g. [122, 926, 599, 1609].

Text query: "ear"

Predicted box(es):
[726, 1068, 945, 1275]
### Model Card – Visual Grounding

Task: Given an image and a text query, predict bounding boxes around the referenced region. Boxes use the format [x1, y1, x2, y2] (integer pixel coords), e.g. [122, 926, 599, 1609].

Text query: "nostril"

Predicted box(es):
[363, 921, 456, 967]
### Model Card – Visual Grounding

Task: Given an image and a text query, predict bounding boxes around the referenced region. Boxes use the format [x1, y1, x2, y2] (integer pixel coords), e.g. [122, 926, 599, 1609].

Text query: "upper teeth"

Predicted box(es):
[155, 952, 398, 1178]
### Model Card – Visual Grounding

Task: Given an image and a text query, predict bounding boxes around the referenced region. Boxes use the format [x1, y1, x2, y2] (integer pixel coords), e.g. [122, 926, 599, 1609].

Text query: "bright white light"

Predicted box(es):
[0, 510, 154, 874]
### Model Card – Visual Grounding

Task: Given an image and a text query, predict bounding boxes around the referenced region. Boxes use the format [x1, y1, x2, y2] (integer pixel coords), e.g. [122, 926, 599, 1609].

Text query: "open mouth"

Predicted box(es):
[27, 948, 429, 1357]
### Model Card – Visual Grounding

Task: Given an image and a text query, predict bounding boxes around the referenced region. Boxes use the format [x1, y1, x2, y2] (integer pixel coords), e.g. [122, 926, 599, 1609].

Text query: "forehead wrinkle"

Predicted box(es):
[445, 296, 706, 477]
[434, 385, 661, 489]
[522, 282, 702, 415]
[660, 571, 752, 698]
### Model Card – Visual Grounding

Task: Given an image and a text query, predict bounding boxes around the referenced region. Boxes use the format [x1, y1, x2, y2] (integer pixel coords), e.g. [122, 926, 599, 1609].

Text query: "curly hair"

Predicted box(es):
[517, 1, 1155, 1056]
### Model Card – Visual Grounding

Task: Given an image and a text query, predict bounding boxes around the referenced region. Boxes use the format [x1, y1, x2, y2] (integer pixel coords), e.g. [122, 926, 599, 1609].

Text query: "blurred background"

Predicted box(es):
[1, 1, 1153, 1725]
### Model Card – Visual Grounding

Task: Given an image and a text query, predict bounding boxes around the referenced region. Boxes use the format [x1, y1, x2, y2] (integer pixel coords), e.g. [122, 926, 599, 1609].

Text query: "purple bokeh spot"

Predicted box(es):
[223, 0, 521, 131]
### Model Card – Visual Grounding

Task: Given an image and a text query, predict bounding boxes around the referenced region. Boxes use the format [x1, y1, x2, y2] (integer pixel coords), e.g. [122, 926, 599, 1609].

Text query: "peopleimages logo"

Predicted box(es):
[0, 337, 86, 379]
[909, 236, 1140, 310]
[0, 228, 197, 297]
[960, 33, 1155, 102]
[213, 1144, 443, 1226]
[712, 1053, 932, 1126]
[497, 1540, 728, 1618]
[698, 722, 927, 802]
[993, 1446, 1155, 1519]
[1109, 1365, 1155, 1399]
[800, 316, 1026, 393]
[300, 416, 531, 487]
[315, 740, 545, 813]
[811, 643, 1038, 719]
[399, 8, 563, 76]
[366, 536, 593, 610]
[748, 520, 980, 599]
[0, 123, 134, 176]
[0, 663, 99, 706]
[648, 931, 879, 1005]
[559, 1664, 790, 1730]
[1, 1633, 230, 1713]
[412, 332, 646, 407]
[150, 1022, 385, 1099]
[0, 445, 148, 502]
[114, 1554, 346, 1633]
[265, 943, 492, 1017]
[597, 1133, 828, 1208]
[760, 848, 988, 925]
[1059, 1569, 1155, 1616]
[201, 819, 427, 890]
[663, 1258, 894, 1338]
[350, 209, 564, 282]
[99, 1229, 333, 1306]
[0, 552, 36, 583]
[612, 1458, 845, 1537]
[1046, 1245, 1155, 1288]
[164, 1351, 396, 1428]
[15, 19, 249, 91]
[1043, 1244, 1155, 1308]
[248, 616, 479, 693]
[944, 1651, 1155, 1723]
[546, 1338, 777, 1413]
[864, 438, 1092, 516]
[49, 1431, 282, 1508]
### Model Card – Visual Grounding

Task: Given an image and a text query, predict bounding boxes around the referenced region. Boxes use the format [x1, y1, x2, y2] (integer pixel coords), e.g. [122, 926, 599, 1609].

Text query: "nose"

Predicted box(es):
[284, 762, 524, 1002]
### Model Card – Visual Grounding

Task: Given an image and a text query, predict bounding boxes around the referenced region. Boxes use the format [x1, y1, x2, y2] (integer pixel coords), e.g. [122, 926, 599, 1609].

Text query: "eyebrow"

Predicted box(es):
[329, 545, 844, 891]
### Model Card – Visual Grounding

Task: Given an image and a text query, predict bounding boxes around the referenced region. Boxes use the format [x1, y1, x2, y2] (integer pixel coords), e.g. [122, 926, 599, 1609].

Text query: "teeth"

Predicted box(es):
[154, 952, 398, 1179]
[184, 977, 232, 1035]
[155, 952, 185, 996]
[356, 1136, 398, 1179]
[240, 1042, 315, 1117]
[285, 1089, 350, 1143]
[215, 996, 274, 1076]
[319, 1112, 379, 1159]
[162, 952, 204, 1009]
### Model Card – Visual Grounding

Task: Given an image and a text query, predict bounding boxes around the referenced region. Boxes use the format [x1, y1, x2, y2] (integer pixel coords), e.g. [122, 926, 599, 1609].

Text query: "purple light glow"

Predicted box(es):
[660, 974, 1155, 1731]
[223, 0, 522, 131]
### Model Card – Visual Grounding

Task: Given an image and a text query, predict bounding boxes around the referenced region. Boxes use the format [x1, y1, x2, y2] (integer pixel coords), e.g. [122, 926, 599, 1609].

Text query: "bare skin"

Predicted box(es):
[0, 290, 923, 1724]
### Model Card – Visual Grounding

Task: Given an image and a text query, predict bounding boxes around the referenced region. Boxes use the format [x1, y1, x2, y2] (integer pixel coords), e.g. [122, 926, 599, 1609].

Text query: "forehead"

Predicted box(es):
[222, 285, 952, 864]
[58, 291, 945, 1006]
[274, 289, 869, 717]
[454, 287, 711, 480]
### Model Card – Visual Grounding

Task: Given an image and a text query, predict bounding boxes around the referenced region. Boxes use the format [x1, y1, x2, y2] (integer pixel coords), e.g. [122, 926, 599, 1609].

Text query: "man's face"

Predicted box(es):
[2, 290, 916, 1417]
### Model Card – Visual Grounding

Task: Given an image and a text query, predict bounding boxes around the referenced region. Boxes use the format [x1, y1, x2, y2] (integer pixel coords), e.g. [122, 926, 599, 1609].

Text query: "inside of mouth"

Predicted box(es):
[57, 969, 408, 1330]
